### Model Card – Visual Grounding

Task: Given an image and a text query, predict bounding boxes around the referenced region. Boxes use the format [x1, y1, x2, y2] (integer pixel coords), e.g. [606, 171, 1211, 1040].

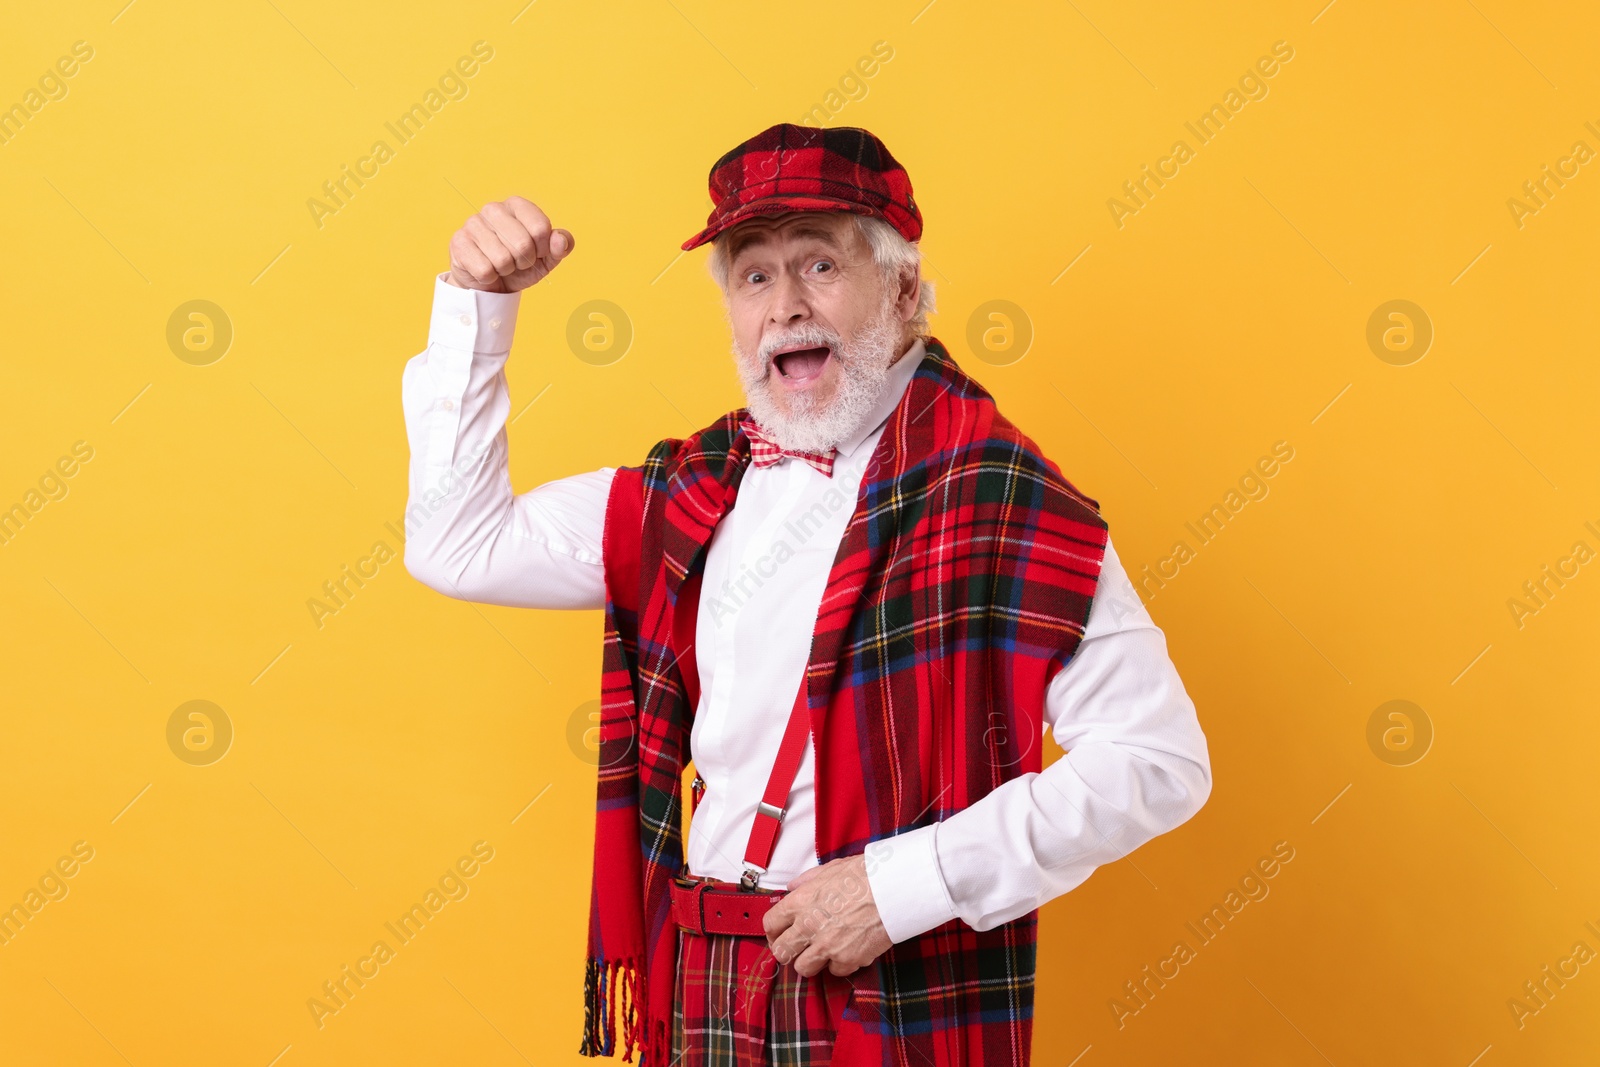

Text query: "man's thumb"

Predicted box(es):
[551, 229, 575, 257]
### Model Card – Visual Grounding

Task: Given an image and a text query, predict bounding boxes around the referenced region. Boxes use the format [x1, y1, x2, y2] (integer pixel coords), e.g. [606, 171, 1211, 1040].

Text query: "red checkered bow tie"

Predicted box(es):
[740, 418, 836, 477]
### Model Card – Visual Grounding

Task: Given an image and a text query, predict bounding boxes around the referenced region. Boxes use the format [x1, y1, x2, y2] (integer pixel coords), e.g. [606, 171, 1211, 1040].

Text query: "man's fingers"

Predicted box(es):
[464, 215, 517, 278]
[771, 907, 828, 968]
[449, 231, 498, 288]
[445, 198, 570, 292]
[827, 951, 866, 977]
[767, 908, 809, 962]
[791, 939, 830, 978]
[763, 896, 797, 940]
[480, 201, 539, 271]
[504, 196, 556, 262]
[784, 929, 870, 978]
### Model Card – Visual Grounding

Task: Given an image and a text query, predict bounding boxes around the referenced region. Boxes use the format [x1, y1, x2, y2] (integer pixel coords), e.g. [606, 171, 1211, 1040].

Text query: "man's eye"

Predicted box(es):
[744, 271, 766, 284]
[811, 260, 833, 274]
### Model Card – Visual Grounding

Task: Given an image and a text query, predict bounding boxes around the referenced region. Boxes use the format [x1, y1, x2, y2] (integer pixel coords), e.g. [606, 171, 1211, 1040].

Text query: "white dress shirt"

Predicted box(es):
[401, 273, 1212, 944]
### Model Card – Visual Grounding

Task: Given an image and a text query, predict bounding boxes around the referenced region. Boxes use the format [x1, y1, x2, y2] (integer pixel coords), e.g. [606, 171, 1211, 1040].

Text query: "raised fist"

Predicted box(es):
[446, 197, 575, 293]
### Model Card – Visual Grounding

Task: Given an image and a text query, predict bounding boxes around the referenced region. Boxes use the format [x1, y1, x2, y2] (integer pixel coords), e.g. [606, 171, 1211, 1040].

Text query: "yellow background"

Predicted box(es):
[2, 1, 1597, 1063]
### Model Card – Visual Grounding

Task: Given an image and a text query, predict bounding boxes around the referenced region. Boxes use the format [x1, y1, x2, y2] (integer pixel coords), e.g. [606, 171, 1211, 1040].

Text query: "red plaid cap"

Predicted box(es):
[681, 123, 922, 252]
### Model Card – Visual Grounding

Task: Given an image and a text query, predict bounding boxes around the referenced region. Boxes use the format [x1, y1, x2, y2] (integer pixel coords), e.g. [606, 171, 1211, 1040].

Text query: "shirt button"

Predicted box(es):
[440, 398, 455, 411]
[489, 317, 502, 330]
[459, 314, 473, 327]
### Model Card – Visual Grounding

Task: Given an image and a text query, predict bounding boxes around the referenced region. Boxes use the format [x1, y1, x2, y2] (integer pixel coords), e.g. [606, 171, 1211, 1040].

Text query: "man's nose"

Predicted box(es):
[769, 271, 810, 325]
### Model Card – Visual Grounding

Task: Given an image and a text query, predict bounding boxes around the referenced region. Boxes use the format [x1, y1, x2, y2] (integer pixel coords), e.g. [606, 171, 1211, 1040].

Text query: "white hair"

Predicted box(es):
[706, 213, 937, 338]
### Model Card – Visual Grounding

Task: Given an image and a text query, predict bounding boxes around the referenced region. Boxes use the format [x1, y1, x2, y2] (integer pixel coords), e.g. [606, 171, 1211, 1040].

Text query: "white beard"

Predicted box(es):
[733, 291, 904, 455]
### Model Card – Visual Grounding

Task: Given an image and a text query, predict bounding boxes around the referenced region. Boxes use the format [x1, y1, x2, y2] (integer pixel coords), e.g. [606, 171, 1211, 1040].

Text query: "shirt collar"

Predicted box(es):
[834, 337, 927, 460]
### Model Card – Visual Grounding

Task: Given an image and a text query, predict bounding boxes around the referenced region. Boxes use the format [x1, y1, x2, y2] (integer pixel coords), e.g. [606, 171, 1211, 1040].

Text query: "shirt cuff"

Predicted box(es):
[427, 271, 522, 354]
[863, 823, 960, 944]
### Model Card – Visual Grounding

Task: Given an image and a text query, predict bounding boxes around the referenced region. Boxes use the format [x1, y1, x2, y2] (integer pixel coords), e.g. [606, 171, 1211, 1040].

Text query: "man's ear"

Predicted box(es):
[895, 267, 919, 323]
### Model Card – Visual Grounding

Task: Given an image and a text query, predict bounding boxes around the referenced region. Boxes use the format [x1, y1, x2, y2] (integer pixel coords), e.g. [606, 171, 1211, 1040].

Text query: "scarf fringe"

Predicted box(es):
[580, 955, 644, 1062]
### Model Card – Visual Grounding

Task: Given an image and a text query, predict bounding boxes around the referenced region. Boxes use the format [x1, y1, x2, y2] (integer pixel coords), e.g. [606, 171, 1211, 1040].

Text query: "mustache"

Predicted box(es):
[757, 322, 844, 363]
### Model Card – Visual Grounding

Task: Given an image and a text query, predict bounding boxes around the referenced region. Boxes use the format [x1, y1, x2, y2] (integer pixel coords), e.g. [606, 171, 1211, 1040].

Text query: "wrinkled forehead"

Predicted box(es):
[723, 211, 858, 263]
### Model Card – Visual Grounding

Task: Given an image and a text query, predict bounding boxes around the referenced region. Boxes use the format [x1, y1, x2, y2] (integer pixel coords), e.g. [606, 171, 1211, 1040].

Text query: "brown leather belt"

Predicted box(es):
[670, 876, 786, 938]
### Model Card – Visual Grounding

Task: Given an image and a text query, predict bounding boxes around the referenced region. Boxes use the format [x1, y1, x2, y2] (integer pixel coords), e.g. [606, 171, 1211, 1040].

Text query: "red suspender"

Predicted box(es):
[739, 677, 810, 887]
[670, 567, 812, 889]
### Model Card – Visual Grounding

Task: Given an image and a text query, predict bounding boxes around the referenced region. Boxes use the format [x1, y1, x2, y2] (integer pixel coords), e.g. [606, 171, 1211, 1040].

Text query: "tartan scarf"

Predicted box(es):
[580, 337, 1108, 1067]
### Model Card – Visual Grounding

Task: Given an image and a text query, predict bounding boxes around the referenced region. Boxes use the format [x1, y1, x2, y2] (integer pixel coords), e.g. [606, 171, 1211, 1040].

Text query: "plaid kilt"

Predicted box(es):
[671, 927, 882, 1067]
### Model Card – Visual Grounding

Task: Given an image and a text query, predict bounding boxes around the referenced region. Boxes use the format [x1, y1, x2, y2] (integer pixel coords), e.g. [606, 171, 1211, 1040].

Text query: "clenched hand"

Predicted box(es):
[446, 196, 574, 293]
[764, 855, 893, 978]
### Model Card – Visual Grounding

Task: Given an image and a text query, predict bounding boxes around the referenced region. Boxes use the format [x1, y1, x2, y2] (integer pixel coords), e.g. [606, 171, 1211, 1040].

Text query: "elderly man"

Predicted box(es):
[401, 123, 1211, 1067]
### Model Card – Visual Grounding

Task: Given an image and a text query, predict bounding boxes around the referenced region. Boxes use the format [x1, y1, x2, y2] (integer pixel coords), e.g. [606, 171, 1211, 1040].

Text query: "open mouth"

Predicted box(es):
[771, 346, 832, 384]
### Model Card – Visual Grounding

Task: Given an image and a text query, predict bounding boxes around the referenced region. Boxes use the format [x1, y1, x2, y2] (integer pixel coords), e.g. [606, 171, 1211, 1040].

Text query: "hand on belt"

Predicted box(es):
[671, 876, 785, 938]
